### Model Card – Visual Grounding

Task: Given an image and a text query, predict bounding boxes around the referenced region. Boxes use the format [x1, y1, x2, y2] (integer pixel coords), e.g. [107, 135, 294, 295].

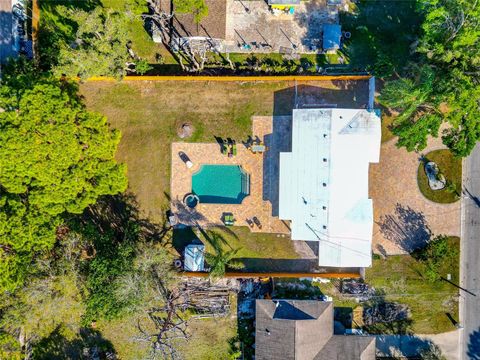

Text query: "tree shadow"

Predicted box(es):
[32, 326, 115, 360]
[338, 1, 423, 76]
[376, 203, 432, 253]
[82, 192, 171, 245]
[468, 328, 480, 360]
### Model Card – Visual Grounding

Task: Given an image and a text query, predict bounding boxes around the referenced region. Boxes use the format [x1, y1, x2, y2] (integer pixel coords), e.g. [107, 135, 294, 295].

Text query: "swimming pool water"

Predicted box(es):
[192, 165, 250, 204]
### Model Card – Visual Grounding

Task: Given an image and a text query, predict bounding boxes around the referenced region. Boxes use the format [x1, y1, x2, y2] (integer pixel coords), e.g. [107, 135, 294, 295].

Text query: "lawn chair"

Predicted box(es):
[252, 216, 262, 229]
[246, 218, 254, 228]
[232, 140, 237, 156]
[222, 212, 235, 226]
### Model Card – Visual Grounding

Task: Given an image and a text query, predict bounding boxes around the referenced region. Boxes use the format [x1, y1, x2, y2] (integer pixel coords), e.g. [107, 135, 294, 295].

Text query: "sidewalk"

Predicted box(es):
[375, 330, 459, 360]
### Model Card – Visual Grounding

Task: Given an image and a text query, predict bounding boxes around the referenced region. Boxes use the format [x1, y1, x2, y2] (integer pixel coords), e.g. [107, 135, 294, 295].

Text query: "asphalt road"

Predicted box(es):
[460, 143, 480, 360]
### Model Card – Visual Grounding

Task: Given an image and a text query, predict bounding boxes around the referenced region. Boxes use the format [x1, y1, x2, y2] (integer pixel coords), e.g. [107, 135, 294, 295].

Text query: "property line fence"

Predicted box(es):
[86, 74, 372, 82]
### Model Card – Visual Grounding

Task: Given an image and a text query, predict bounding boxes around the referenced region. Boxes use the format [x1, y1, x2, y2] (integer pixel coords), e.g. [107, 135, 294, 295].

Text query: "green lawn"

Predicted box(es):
[417, 149, 462, 204]
[174, 226, 297, 262]
[365, 237, 460, 334]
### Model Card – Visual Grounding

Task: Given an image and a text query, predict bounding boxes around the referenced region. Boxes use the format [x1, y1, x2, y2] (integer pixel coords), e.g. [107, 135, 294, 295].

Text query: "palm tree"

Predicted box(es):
[205, 247, 244, 279]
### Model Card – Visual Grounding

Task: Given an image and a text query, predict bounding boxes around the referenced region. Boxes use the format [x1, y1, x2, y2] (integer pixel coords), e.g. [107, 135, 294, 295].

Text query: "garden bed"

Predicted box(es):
[417, 149, 462, 204]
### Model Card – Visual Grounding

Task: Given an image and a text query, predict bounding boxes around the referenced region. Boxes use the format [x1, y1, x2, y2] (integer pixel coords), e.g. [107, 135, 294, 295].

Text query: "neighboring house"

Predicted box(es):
[0, 0, 32, 65]
[279, 108, 381, 268]
[255, 299, 376, 360]
[155, 0, 225, 52]
[172, 0, 226, 40]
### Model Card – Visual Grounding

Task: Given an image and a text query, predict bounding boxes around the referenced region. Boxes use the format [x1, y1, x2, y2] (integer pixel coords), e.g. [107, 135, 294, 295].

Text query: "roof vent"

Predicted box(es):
[323, 183, 327, 187]
[323, 158, 327, 162]
[323, 225, 327, 230]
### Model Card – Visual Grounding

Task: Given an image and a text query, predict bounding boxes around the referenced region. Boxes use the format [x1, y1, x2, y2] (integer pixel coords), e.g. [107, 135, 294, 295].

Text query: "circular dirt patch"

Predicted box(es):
[417, 149, 462, 203]
[177, 123, 194, 139]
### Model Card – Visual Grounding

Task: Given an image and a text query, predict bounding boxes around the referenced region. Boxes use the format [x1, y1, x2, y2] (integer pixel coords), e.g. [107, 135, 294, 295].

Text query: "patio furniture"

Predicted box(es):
[251, 144, 267, 153]
[179, 151, 193, 168]
[252, 216, 262, 229]
[222, 140, 228, 155]
[222, 212, 235, 226]
[246, 218, 254, 228]
[232, 140, 237, 156]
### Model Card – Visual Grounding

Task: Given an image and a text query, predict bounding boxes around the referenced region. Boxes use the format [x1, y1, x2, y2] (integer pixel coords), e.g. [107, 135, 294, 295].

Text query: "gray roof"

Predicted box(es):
[255, 300, 375, 360]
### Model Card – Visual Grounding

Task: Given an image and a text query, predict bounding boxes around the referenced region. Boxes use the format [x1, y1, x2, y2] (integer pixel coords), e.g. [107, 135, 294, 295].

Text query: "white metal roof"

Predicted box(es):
[279, 109, 381, 267]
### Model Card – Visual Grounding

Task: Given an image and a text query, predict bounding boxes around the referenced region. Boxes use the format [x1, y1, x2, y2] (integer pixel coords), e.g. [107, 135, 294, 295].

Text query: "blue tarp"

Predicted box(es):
[323, 24, 342, 51]
[184, 243, 205, 272]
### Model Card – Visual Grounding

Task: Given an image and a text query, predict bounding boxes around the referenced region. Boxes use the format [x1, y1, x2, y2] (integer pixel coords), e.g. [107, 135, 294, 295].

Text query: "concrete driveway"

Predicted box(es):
[369, 132, 461, 255]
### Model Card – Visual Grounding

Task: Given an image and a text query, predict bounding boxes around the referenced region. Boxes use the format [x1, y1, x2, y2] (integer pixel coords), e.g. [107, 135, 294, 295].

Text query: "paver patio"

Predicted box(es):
[370, 132, 461, 255]
[170, 116, 291, 234]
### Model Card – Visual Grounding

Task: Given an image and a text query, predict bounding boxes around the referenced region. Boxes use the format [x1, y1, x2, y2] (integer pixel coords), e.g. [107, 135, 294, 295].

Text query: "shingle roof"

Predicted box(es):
[172, 0, 227, 39]
[255, 300, 376, 360]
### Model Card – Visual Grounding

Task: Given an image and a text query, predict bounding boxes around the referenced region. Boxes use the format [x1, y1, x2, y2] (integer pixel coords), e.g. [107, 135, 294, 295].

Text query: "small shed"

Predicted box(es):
[184, 243, 205, 272]
[323, 24, 342, 52]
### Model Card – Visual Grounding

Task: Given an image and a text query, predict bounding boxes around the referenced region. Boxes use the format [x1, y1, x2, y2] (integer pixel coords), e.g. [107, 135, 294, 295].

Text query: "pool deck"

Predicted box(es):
[170, 116, 291, 234]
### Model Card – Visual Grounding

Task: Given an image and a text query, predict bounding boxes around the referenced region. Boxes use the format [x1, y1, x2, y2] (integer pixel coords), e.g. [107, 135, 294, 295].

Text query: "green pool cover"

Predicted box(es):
[192, 165, 250, 204]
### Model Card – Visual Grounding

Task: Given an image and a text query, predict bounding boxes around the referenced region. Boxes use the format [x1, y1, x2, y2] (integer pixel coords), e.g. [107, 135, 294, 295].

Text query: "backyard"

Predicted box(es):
[80, 79, 370, 266]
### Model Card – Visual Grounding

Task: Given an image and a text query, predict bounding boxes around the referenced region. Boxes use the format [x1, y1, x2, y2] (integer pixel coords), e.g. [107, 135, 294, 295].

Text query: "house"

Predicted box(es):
[279, 108, 381, 268]
[255, 299, 376, 360]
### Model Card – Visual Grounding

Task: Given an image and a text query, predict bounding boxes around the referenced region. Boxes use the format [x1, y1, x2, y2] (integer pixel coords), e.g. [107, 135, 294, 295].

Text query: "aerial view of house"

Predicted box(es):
[255, 299, 376, 359]
[0, 0, 478, 359]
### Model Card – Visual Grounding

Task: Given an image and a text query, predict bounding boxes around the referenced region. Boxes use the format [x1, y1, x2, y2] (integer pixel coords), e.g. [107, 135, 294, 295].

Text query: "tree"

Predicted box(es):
[135, 59, 153, 75]
[378, 65, 442, 152]
[413, 235, 458, 282]
[53, 7, 130, 79]
[380, 0, 480, 156]
[173, 0, 208, 24]
[0, 234, 88, 359]
[0, 75, 127, 292]
[205, 247, 244, 279]
[417, 0, 480, 74]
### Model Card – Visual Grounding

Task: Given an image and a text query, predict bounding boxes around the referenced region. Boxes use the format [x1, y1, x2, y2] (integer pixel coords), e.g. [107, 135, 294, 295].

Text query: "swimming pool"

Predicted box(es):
[192, 165, 250, 204]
